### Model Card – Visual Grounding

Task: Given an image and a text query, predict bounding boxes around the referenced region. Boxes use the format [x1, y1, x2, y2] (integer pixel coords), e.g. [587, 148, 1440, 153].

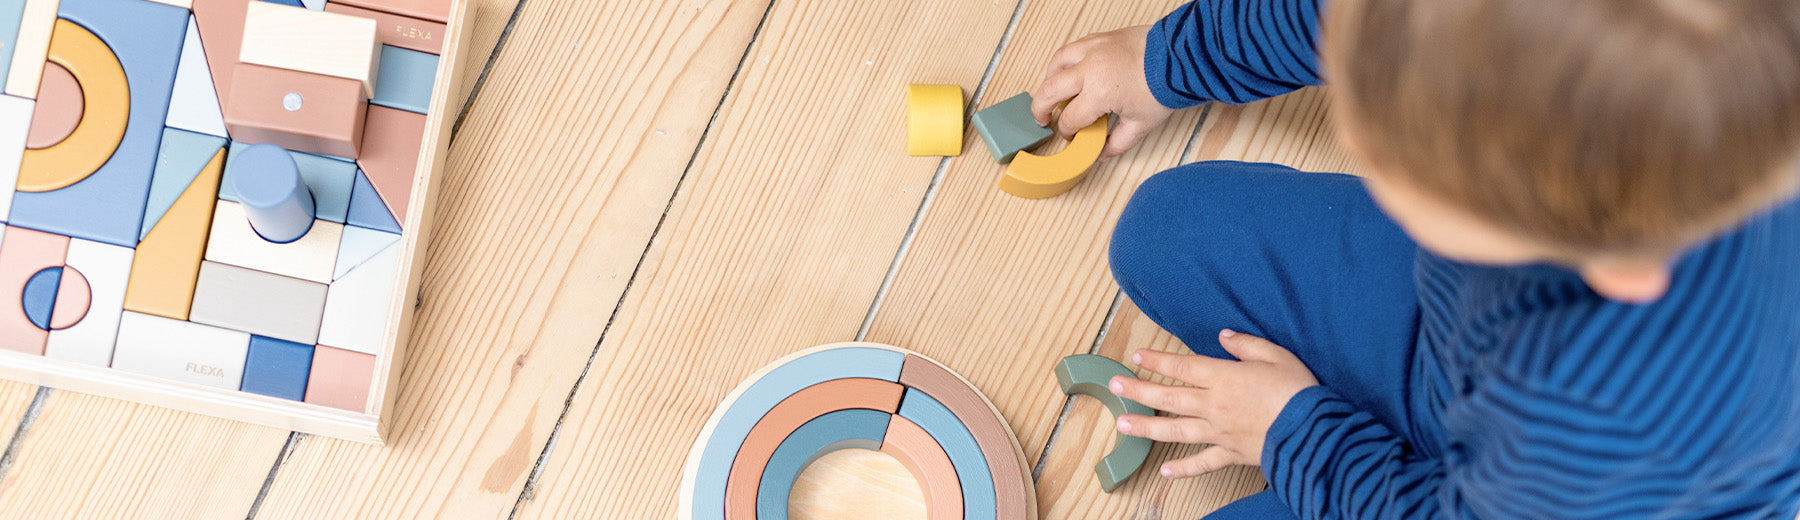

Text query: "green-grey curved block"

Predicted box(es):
[1055, 354, 1155, 493]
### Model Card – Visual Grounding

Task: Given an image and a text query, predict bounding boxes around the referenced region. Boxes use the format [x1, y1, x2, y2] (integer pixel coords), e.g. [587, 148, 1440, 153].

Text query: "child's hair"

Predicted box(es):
[1323, 0, 1800, 256]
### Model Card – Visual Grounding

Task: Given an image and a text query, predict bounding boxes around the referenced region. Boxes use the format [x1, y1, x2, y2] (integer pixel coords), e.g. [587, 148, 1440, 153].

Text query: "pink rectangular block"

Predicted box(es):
[0, 227, 70, 355]
[305, 345, 377, 412]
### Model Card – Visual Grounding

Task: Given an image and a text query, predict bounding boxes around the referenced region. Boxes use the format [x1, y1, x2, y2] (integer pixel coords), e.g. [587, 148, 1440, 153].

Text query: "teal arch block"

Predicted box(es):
[755, 408, 890, 520]
[899, 387, 996, 520]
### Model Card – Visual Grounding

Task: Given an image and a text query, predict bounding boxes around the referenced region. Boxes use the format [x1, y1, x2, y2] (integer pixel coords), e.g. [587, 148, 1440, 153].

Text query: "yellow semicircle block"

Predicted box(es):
[998, 118, 1107, 199]
[19, 19, 130, 193]
[906, 84, 963, 156]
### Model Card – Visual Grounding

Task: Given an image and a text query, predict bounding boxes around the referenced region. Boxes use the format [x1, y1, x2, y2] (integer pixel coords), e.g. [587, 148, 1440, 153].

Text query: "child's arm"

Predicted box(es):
[1033, 0, 1323, 157]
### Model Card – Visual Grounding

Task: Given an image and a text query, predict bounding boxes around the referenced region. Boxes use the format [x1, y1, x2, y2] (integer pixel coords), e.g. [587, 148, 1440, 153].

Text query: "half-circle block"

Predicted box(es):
[881, 414, 965, 520]
[755, 408, 891, 520]
[1054, 354, 1155, 492]
[997, 118, 1107, 199]
[26, 62, 83, 150]
[725, 377, 906, 520]
[898, 387, 996, 520]
[49, 265, 90, 330]
[17, 18, 128, 193]
[689, 347, 906, 519]
[0, 226, 69, 355]
[907, 84, 963, 157]
[899, 354, 1032, 520]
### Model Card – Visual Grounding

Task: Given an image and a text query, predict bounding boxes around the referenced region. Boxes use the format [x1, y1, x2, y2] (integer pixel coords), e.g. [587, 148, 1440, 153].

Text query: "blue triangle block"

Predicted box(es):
[347, 170, 401, 234]
[141, 128, 227, 240]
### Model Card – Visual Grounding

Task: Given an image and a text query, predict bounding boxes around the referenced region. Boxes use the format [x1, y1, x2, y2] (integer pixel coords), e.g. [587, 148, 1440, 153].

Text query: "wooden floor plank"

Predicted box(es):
[507, 1, 1024, 517]
[1033, 88, 1371, 517]
[454, 0, 530, 110]
[249, 1, 781, 518]
[0, 381, 37, 455]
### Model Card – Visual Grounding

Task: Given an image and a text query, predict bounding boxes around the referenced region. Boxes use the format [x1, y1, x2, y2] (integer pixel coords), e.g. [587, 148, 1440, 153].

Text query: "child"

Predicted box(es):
[1036, 0, 1800, 517]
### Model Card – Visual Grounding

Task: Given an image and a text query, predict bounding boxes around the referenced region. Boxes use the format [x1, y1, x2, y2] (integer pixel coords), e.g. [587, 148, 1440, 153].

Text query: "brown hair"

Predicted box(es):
[1324, 0, 1800, 256]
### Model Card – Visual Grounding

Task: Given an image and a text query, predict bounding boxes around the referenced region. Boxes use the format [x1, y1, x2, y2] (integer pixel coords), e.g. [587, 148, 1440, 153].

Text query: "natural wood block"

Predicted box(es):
[325, 2, 446, 55]
[225, 63, 368, 158]
[2, 0, 58, 99]
[205, 201, 343, 285]
[239, 1, 382, 97]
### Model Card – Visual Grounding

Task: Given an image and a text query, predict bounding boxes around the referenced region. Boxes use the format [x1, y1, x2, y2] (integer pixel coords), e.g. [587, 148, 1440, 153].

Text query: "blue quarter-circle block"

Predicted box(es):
[346, 171, 402, 234]
[691, 347, 905, 519]
[22, 267, 63, 331]
[371, 45, 439, 115]
[240, 335, 314, 401]
[230, 143, 317, 244]
[755, 408, 890, 520]
[10, 0, 186, 248]
[900, 387, 997, 520]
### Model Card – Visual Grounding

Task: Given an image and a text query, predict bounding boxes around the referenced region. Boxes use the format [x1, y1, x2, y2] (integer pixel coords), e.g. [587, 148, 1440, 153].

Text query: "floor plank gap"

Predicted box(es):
[503, 1, 786, 516]
[0, 387, 51, 483]
[244, 432, 304, 520]
[855, 0, 1033, 341]
[451, 0, 534, 138]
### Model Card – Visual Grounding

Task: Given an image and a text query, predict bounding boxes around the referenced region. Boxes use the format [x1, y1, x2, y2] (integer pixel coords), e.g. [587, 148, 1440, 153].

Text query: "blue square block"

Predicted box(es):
[371, 45, 439, 115]
[240, 336, 314, 401]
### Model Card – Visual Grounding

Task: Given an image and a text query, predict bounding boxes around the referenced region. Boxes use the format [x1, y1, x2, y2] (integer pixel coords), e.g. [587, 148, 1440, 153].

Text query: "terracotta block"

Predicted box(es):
[325, 2, 445, 55]
[225, 63, 367, 158]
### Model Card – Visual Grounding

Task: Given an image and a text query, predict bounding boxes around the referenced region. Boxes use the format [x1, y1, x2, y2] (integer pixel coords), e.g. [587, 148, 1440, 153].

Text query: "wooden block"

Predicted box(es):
[358, 105, 427, 225]
[0, 226, 67, 355]
[346, 168, 400, 232]
[46, 265, 86, 329]
[906, 84, 962, 157]
[141, 127, 227, 241]
[900, 354, 1032, 518]
[205, 201, 343, 285]
[331, 0, 450, 24]
[239, 1, 380, 97]
[20, 266, 57, 330]
[44, 238, 131, 367]
[317, 236, 397, 355]
[0, 0, 24, 94]
[25, 61, 78, 149]
[333, 223, 399, 281]
[144, 0, 191, 9]
[880, 415, 964, 520]
[240, 335, 313, 401]
[221, 141, 357, 224]
[225, 63, 368, 158]
[229, 143, 318, 243]
[325, 2, 445, 55]
[17, 19, 127, 193]
[0, 94, 27, 218]
[189, 260, 329, 345]
[11, 0, 185, 248]
[689, 346, 906, 519]
[1054, 354, 1155, 493]
[997, 118, 1107, 199]
[2, 0, 56, 99]
[305, 344, 375, 412]
[724, 377, 906, 520]
[897, 387, 996, 520]
[111, 311, 251, 390]
[191, 0, 249, 109]
[755, 408, 890, 520]
[123, 148, 222, 321]
[370, 45, 436, 115]
[971, 93, 1053, 163]
[166, 16, 228, 139]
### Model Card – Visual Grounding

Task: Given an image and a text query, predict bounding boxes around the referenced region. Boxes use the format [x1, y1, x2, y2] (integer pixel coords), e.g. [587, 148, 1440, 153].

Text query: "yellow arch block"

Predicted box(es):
[19, 19, 130, 193]
[998, 118, 1106, 199]
[906, 84, 962, 156]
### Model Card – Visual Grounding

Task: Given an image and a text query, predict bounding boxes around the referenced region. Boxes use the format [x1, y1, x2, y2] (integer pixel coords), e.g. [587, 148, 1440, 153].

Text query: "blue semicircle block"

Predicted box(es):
[22, 267, 63, 331]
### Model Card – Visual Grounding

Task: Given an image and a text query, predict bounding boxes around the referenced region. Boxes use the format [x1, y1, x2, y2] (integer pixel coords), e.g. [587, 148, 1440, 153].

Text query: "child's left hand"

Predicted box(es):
[1109, 329, 1320, 479]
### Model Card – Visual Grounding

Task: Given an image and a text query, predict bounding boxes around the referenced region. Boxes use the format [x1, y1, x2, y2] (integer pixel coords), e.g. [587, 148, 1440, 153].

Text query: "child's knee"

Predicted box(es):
[1110, 162, 1243, 285]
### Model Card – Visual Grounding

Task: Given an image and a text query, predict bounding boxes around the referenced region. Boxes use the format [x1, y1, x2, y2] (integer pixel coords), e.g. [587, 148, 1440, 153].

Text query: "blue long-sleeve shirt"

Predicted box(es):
[1144, 1, 1800, 517]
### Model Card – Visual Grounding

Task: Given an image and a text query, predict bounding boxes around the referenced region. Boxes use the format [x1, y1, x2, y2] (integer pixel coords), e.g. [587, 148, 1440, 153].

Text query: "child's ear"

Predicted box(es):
[1578, 260, 1671, 304]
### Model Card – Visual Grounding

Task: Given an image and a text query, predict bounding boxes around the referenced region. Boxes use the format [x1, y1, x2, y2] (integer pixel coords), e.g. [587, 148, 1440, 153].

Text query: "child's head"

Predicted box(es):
[1322, 0, 1800, 302]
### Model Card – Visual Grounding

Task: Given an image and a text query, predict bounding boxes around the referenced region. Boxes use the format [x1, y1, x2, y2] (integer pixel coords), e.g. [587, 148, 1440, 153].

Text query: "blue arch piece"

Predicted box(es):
[22, 267, 63, 331]
[900, 387, 997, 520]
[755, 408, 889, 520]
[346, 171, 402, 233]
[691, 347, 905, 519]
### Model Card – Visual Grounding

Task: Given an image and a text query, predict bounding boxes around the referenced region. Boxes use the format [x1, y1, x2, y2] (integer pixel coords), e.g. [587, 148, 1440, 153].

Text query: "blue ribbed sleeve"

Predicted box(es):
[1144, 0, 1324, 108]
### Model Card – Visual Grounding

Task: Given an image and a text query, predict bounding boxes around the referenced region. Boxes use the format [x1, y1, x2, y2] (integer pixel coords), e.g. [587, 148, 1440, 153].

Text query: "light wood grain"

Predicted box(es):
[510, 0, 1025, 517]
[791, 449, 926, 520]
[0, 380, 35, 449]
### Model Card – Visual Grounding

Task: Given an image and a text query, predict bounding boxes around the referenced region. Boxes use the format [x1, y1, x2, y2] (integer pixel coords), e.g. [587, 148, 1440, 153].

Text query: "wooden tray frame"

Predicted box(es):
[0, 0, 478, 445]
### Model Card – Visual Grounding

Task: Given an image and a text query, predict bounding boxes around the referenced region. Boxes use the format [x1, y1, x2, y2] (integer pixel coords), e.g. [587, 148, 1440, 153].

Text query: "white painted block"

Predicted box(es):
[45, 239, 133, 366]
[334, 224, 399, 281]
[205, 201, 342, 284]
[319, 240, 397, 355]
[301, 0, 324, 9]
[112, 311, 251, 390]
[0, 95, 30, 220]
[166, 16, 227, 138]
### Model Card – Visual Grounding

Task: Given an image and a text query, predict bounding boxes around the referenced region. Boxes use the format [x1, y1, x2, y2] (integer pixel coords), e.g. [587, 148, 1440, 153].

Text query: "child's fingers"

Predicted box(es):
[1116, 413, 1211, 444]
[1102, 118, 1155, 158]
[1161, 445, 1238, 479]
[1032, 72, 1082, 125]
[1056, 97, 1108, 137]
[1110, 375, 1202, 415]
[1043, 41, 1091, 77]
[1217, 329, 1291, 363]
[1132, 349, 1218, 386]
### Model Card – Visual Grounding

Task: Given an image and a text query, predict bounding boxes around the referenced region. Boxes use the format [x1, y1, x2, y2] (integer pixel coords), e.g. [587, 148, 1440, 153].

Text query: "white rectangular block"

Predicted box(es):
[45, 238, 133, 366]
[238, 1, 381, 97]
[318, 239, 397, 355]
[205, 201, 342, 284]
[189, 261, 328, 345]
[112, 311, 251, 390]
[0, 95, 29, 220]
[3, 0, 58, 99]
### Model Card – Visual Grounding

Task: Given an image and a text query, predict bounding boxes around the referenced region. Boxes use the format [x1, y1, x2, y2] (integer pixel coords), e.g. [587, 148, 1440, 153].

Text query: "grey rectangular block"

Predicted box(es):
[190, 261, 329, 344]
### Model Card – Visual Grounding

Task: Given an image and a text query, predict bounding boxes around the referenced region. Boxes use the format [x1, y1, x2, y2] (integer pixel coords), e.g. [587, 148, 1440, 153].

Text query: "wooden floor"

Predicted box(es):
[0, 0, 1366, 517]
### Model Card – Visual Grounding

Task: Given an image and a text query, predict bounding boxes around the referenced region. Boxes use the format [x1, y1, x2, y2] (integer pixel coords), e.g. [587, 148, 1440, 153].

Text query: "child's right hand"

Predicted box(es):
[1033, 25, 1174, 158]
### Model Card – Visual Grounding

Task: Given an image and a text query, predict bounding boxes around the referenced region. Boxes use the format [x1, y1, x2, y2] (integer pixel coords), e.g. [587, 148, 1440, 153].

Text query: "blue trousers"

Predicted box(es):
[1108, 161, 1426, 519]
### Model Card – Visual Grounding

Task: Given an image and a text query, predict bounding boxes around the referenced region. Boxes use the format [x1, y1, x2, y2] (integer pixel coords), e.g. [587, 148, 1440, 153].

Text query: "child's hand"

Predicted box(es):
[1108, 329, 1320, 478]
[1033, 25, 1174, 158]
